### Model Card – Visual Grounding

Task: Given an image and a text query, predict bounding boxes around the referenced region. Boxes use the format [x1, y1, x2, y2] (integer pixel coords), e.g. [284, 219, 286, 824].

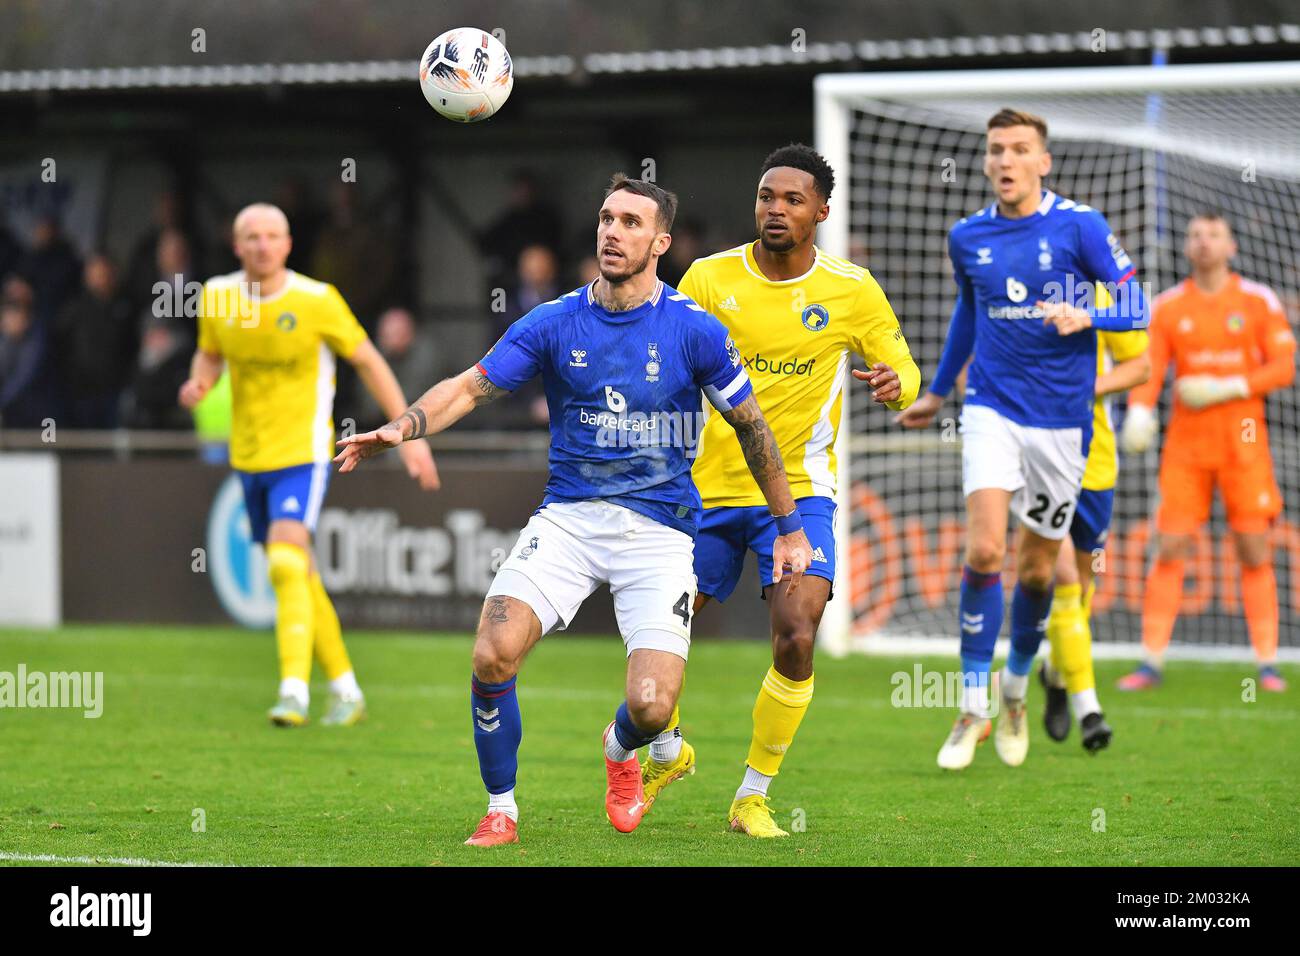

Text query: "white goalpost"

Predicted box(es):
[815, 61, 1300, 662]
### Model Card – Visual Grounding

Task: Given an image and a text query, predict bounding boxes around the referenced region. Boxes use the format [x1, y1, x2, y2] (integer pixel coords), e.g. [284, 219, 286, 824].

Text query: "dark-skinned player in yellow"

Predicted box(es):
[641, 145, 920, 836]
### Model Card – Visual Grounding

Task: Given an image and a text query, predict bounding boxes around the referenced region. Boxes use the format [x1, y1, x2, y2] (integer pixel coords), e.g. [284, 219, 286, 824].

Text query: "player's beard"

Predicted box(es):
[599, 242, 654, 284]
[758, 227, 799, 254]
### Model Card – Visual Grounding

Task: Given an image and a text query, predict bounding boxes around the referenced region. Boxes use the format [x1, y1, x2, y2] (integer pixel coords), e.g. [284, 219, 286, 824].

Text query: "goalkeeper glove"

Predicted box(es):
[1120, 403, 1158, 454]
[1175, 374, 1249, 410]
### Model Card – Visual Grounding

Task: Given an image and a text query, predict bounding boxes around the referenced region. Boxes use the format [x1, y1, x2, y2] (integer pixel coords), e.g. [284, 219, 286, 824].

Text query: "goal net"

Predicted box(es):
[815, 63, 1300, 660]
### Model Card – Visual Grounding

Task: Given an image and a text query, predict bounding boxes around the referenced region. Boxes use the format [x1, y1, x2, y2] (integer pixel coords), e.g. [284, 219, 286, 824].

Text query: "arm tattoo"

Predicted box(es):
[394, 406, 428, 440]
[725, 396, 786, 485]
[473, 369, 506, 405]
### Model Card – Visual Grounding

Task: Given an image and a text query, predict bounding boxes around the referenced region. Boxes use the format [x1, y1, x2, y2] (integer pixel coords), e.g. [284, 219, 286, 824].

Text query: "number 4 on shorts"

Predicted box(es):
[673, 592, 691, 626]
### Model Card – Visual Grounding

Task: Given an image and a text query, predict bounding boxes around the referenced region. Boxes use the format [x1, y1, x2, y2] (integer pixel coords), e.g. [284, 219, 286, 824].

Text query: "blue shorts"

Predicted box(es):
[694, 495, 837, 602]
[1069, 487, 1114, 554]
[237, 462, 330, 544]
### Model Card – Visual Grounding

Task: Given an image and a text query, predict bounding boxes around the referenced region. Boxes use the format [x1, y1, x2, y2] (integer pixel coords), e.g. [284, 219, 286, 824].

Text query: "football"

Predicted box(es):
[419, 27, 513, 122]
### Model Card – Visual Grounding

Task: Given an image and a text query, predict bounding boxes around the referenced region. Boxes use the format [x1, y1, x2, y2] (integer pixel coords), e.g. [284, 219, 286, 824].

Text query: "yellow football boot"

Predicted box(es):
[641, 741, 696, 809]
[728, 794, 789, 838]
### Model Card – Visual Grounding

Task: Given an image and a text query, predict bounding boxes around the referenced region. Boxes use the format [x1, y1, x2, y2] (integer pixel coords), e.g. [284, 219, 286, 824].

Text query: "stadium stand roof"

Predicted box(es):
[1, 23, 1297, 95]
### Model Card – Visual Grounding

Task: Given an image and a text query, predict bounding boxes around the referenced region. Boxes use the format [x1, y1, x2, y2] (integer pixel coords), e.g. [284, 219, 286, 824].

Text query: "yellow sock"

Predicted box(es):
[266, 543, 313, 685]
[661, 702, 680, 735]
[745, 666, 813, 777]
[309, 572, 352, 681]
[1047, 605, 1065, 677]
[1048, 583, 1095, 695]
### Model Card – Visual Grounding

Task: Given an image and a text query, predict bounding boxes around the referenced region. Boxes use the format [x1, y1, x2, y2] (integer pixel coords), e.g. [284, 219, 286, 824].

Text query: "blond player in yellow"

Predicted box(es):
[179, 203, 439, 727]
[1039, 323, 1150, 750]
[640, 145, 919, 836]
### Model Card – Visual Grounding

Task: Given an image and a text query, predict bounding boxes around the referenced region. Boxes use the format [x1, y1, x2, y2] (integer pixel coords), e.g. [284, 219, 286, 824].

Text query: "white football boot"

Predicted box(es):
[994, 670, 1029, 766]
[937, 713, 992, 770]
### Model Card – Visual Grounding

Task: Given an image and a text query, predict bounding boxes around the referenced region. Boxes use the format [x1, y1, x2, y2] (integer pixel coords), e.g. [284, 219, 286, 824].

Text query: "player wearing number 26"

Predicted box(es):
[897, 109, 1149, 771]
[334, 174, 812, 846]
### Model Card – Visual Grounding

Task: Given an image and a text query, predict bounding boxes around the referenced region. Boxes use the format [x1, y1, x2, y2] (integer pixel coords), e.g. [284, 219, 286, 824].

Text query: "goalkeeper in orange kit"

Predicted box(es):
[1118, 212, 1295, 692]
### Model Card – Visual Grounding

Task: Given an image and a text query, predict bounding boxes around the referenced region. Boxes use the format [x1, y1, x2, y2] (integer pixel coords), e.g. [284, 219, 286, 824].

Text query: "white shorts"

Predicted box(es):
[485, 500, 696, 660]
[960, 404, 1087, 541]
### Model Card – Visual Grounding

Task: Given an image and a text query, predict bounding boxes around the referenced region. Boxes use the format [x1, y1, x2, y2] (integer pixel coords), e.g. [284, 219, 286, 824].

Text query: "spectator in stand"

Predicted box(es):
[123, 313, 193, 430]
[0, 277, 56, 428]
[311, 183, 397, 419]
[575, 254, 600, 287]
[311, 182, 395, 330]
[478, 170, 563, 298]
[143, 227, 197, 333]
[658, 216, 706, 288]
[54, 253, 137, 429]
[489, 244, 561, 429]
[17, 214, 82, 327]
[274, 175, 324, 275]
[123, 230, 196, 430]
[0, 211, 22, 283]
[351, 307, 441, 431]
[124, 191, 201, 306]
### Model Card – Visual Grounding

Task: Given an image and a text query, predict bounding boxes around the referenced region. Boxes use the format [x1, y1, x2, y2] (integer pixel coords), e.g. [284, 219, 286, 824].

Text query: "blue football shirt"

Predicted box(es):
[477, 280, 753, 536]
[948, 189, 1138, 429]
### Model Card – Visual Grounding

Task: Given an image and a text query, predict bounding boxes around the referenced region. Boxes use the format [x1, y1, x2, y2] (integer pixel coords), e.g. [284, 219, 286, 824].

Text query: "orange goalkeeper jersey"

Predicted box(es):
[1130, 273, 1295, 470]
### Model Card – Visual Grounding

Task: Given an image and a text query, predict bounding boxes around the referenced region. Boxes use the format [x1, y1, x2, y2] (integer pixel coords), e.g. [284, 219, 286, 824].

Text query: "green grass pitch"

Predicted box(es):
[1, 626, 1296, 866]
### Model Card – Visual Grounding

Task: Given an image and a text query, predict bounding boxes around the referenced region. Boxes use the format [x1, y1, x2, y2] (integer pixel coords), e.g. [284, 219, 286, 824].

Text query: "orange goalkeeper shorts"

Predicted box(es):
[1156, 454, 1282, 535]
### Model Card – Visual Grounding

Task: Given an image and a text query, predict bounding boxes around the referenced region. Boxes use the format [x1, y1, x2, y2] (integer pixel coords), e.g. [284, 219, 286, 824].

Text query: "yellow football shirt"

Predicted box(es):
[1084, 329, 1150, 491]
[197, 270, 368, 473]
[680, 242, 919, 509]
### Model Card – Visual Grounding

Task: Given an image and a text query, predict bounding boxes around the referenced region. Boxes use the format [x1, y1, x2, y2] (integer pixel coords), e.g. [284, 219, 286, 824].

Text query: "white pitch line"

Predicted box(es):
[0, 851, 217, 868]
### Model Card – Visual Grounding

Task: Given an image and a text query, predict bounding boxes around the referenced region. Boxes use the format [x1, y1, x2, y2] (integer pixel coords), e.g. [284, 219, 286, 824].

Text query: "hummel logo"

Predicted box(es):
[282, 496, 301, 512]
[961, 612, 984, 634]
[570, 349, 588, 367]
[977, 247, 993, 265]
[717, 294, 739, 312]
[810, 546, 827, 563]
[476, 706, 501, 732]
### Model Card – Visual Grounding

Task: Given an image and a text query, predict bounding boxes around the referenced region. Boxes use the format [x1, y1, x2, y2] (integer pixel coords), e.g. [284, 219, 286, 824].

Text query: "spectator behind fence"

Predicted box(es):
[0, 277, 56, 428]
[17, 215, 82, 327]
[54, 253, 137, 429]
[351, 307, 441, 431]
[478, 170, 563, 298]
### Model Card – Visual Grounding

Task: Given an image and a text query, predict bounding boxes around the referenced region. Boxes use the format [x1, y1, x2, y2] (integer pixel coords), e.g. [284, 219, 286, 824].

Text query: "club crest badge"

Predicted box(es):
[801, 303, 830, 332]
[645, 342, 662, 382]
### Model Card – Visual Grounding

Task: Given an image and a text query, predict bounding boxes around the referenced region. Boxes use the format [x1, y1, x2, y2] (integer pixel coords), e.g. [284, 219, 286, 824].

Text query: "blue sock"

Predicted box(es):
[613, 701, 658, 753]
[959, 566, 1003, 694]
[471, 674, 522, 794]
[1007, 582, 1054, 676]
